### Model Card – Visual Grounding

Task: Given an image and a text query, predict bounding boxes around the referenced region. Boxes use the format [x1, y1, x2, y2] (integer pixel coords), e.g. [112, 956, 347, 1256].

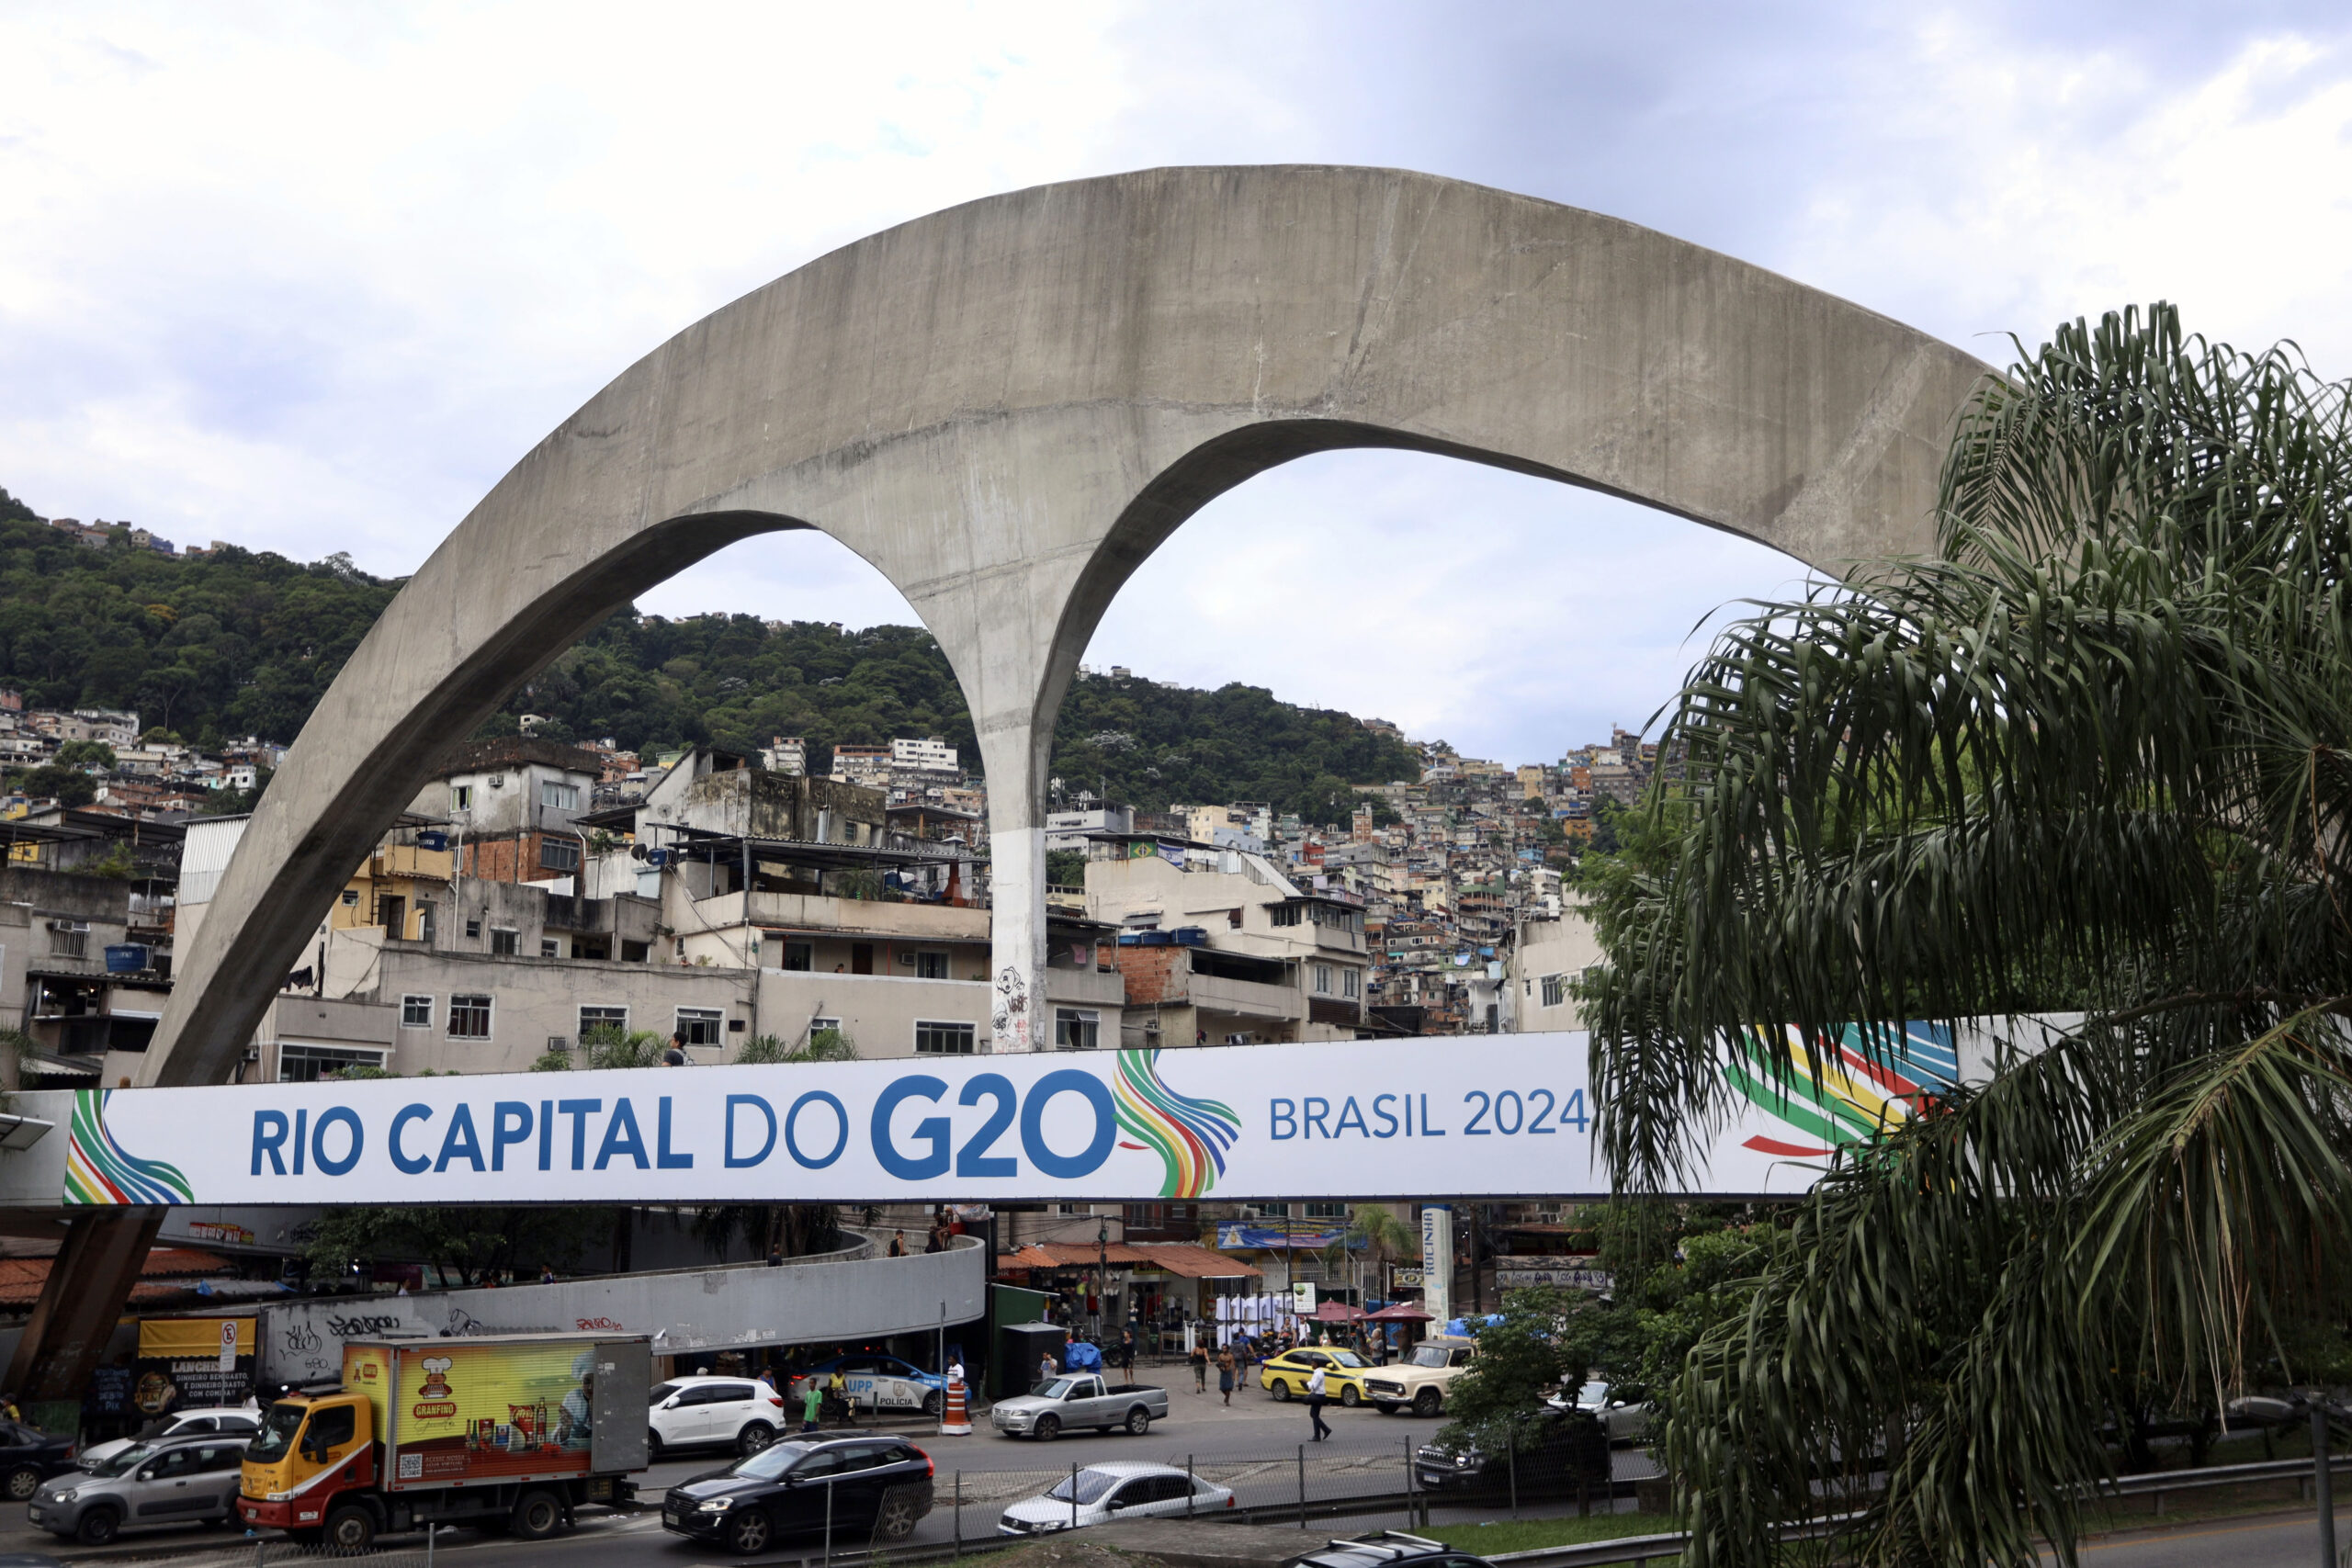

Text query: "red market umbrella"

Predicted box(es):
[1307, 1301, 1367, 1323]
[1365, 1303, 1434, 1323]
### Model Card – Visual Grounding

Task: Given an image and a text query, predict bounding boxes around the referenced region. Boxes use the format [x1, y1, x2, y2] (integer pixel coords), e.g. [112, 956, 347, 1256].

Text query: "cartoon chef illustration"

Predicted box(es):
[418, 1356, 454, 1401]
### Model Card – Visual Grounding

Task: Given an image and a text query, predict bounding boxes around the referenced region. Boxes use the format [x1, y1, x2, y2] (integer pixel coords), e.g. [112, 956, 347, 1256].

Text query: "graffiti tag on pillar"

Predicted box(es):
[992, 964, 1031, 1052]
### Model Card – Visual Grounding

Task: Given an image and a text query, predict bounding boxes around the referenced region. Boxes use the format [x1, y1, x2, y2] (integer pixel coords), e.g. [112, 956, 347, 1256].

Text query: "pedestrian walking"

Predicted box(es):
[827, 1367, 855, 1426]
[1216, 1348, 1236, 1406]
[1306, 1365, 1332, 1441]
[889, 1230, 907, 1258]
[1189, 1343, 1208, 1393]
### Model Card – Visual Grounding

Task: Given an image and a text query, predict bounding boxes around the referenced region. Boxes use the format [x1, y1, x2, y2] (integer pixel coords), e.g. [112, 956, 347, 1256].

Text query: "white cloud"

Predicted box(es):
[6, 5, 2352, 768]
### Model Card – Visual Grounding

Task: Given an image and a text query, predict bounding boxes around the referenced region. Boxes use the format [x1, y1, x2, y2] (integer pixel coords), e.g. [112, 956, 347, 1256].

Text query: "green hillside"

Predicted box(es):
[0, 504, 1419, 822]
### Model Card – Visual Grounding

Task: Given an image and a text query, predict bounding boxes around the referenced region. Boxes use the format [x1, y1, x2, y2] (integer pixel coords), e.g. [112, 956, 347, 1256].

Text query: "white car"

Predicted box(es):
[78, 1408, 260, 1472]
[998, 1462, 1236, 1535]
[647, 1376, 791, 1458]
[1550, 1380, 1653, 1445]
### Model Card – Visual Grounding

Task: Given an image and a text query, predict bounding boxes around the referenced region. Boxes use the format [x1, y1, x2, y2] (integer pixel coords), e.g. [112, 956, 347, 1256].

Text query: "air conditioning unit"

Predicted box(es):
[243, 1045, 262, 1063]
[547, 1036, 570, 1053]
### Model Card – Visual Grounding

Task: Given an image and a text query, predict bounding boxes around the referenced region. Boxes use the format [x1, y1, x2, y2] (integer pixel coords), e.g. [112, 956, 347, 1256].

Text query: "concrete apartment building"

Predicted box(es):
[175, 745, 1123, 1077]
[1079, 836, 1369, 1047]
[1507, 909, 1604, 1033]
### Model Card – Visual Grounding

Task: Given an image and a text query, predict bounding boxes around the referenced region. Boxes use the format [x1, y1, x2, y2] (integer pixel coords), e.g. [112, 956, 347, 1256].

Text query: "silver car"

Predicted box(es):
[1552, 1381, 1653, 1445]
[28, 1434, 248, 1546]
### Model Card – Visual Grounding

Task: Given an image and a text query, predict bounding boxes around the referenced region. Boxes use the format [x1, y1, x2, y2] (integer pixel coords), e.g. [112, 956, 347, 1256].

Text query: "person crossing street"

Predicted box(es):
[1306, 1364, 1332, 1440]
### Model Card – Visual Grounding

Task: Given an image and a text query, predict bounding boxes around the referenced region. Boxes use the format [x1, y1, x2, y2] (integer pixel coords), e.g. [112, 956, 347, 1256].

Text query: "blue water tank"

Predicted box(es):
[104, 944, 150, 974]
[1171, 927, 1208, 946]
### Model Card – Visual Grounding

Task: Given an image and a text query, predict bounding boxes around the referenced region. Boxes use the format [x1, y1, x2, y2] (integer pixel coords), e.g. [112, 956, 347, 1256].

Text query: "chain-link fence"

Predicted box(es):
[141, 1440, 1621, 1562]
[939, 1436, 1618, 1549]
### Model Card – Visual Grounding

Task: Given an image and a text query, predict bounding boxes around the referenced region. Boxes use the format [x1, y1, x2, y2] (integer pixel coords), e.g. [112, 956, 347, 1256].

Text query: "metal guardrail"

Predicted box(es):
[1487, 1535, 1688, 1568]
[1474, 1453, 2352, 1568]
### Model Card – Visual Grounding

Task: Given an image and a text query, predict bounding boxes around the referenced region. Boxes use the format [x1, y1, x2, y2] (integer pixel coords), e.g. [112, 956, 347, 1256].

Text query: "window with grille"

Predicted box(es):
[1540, 974, 1566, 1008]
[1342, 968, 1362, 999]
[1270, 905, 1302, 927]
[1305, 1202, 1348, 1220]
[401, 995, 433, 1028]
[538, 839, 580, 872]
[675, 1008, 722, 1046]
[277, 1044, 387, 1083]
[1312, 964, 1333, 995]
[915, 951, 949, 979]
[447, 994, 492, 1039]
[490, 928, 518, 955]
[1055, 1009, 1099, 1050]
[540, 938, 560, 958]
[48, 922, 87, 959]
[580, 1006, 628, 1039]
[914, 1021, 977, 1055]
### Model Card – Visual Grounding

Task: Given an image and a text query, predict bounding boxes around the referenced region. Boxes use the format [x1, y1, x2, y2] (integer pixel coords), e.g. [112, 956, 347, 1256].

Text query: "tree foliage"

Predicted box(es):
[0, 513, 1416, 818]
[302, 1203, 616, 1289]
[1583, 305, 2352, 1565]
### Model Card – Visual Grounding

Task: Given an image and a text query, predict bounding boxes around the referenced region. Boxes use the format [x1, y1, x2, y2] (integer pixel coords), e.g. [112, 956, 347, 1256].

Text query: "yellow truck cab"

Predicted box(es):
[238, 1333, 649, 1554]
[241, 1391, 376, 1535]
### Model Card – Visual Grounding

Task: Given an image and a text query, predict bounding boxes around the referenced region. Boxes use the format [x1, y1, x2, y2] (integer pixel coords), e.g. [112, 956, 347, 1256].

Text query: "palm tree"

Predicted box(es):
[1583, 305, 2352, 1567]
[1323, 1204, 1419, 1311]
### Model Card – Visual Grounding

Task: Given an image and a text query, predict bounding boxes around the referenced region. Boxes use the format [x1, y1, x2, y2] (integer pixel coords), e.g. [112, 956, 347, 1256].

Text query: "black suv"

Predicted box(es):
[662, 1433, 934, 1557]
[1285, 1531, 1497, 1568]
[1414, 1406, 1611, 1502]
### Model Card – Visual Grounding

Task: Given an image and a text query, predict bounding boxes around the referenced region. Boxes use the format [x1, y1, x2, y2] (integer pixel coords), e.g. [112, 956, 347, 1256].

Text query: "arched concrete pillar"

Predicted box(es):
[142, 164, 1991, 1088]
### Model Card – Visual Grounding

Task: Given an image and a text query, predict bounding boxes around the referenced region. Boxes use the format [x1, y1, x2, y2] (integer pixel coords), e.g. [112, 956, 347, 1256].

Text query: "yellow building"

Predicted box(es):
[332, 839, 454, 942]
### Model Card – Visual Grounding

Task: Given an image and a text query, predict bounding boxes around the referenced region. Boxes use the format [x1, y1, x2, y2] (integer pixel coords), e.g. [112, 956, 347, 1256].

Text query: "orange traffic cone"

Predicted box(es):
[939, 1378, 972, 1436]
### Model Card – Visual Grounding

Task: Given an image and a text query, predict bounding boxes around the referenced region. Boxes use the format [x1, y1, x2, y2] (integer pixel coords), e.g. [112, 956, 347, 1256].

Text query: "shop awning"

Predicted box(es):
[1128, 1244, 1262, 1279]
[995, 1242, 1261, 1278]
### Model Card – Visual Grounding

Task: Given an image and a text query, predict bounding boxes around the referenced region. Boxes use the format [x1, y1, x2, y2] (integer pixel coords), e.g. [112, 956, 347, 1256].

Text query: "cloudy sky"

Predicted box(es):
[6, 3, 2351, 765]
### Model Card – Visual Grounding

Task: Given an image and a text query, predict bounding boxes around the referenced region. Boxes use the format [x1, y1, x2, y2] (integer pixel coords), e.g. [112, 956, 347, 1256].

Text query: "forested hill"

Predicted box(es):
[0, 506, 1419, 821]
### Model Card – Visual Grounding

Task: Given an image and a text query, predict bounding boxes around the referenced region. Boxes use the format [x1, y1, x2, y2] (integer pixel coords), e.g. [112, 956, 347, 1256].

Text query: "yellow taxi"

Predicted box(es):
[1258, 1347, 1376, 1406]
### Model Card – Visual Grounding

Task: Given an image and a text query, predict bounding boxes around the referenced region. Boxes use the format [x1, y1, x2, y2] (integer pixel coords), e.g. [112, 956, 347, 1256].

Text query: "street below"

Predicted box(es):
[0, 1383, 1658, 1564]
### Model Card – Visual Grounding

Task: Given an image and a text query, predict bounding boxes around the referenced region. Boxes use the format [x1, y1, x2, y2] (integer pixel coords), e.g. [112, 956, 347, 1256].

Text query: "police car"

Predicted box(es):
[788, 1354, 951, 1416]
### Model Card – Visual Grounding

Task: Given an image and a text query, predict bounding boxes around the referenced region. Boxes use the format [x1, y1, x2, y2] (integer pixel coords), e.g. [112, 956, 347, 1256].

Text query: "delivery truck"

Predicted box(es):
[237, 1332, 650, 1553]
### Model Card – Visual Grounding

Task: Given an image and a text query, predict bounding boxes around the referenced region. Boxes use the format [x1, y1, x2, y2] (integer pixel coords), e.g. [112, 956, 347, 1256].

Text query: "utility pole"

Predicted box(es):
[1096, 1214, 1109, 1341]
[2315, 1400, 2337, 1568]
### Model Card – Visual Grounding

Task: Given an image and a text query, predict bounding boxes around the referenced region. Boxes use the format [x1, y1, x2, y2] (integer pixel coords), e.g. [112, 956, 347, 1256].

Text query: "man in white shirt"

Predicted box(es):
[1306, 1364, 1333, 1441]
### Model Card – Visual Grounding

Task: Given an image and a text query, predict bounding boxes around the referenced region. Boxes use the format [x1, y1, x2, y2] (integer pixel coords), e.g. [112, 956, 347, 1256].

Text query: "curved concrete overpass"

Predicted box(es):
[146, 163, 1991, 1088]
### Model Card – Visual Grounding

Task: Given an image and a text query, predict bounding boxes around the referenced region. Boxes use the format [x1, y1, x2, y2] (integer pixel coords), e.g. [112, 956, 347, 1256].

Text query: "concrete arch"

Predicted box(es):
[145, 164, 1990, 1088]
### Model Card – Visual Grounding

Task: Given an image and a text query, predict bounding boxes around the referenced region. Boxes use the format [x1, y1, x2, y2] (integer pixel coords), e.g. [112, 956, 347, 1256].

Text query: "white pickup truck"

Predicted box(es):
[988, 1374, 1170, 1441]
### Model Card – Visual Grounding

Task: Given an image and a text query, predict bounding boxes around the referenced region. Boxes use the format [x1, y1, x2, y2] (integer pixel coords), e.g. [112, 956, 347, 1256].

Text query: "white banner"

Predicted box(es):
[60, 1025, 1986, 1207]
